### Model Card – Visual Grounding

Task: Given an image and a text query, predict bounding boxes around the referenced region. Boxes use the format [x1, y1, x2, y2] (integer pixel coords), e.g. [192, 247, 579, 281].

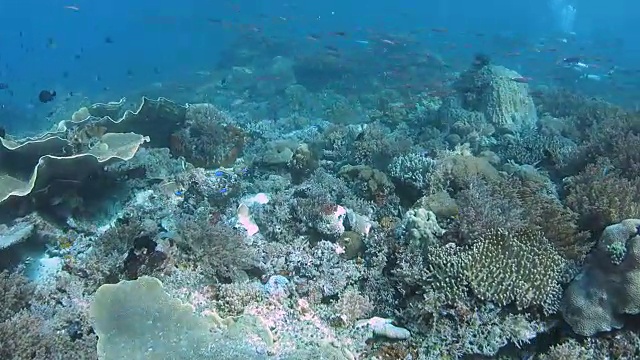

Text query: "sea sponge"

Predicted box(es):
[465, 228, 567, 314]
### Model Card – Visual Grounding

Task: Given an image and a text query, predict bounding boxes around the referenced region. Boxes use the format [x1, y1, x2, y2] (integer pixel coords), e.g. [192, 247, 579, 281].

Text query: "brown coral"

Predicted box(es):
[175, 213, 257, 281]
[455, 176, 591, 261]
[565, 161, 640, 231]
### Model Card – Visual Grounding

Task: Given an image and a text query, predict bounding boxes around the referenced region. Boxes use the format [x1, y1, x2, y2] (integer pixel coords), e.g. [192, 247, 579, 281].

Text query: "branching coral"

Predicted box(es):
[565, 161, 640, 231]
[170, 103, 246, 168]
[455, 176, 591, 261]
[175, 213, 257, 281]
[0, 271, 97, 359]
[465, 228, 567, 314]
[0, 271, 34, 322]
[351, 122, 413, 168]
[338, 164, 395, 204]
[455, 176, 527, 242]
[497, 126, 577, 167]
[388, 153, 443, 194]
[423, 243, 469, 304]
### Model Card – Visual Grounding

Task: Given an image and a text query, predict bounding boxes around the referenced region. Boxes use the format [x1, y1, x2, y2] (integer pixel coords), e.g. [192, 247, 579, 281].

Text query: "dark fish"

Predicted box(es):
[472, 53, 491, 69]
[0, 127, 5, 138]
[38, 90, 56, 103]
[104, 36, 114, 44]
[562, 56, 581, 64]
[0, 83, 8, 90]
[325, 45, 339, 53]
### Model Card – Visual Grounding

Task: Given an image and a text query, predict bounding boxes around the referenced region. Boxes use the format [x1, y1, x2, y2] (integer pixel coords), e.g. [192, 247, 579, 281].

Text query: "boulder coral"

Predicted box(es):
[561, 219, 640, 336]
[454, 65, 538, 133]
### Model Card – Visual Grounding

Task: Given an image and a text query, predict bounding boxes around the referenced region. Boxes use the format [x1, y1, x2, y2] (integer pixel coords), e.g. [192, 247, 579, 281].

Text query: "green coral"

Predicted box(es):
[464, 228, 567, 314]
[606, 240, 627, 265]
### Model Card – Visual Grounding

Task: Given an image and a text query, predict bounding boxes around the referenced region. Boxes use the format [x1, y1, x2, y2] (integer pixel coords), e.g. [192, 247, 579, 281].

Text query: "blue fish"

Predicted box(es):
[214, 170, 225, 177]
[175, 190, 184, 196]
[219, 188, 228, 193]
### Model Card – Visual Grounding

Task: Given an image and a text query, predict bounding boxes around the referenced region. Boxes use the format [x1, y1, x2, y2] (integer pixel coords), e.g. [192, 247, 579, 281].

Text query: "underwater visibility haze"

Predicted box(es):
[1, 0, 640, 359]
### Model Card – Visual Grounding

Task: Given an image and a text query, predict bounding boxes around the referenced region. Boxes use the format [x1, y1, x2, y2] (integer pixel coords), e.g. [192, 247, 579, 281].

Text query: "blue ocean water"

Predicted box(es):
[0, 0, 637, 133]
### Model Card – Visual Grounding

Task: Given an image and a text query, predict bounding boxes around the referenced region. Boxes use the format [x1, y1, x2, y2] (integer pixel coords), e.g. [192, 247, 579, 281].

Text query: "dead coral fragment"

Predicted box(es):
[465, 228, 567, 314]
[355, 317, 410, 340]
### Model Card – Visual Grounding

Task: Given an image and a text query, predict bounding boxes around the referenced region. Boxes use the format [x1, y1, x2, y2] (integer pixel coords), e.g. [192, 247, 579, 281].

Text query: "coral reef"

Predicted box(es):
[2, 47, 640, 360]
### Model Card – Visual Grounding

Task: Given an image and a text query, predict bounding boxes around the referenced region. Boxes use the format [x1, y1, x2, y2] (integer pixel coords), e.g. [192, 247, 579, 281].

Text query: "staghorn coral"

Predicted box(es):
[465, 228, 567, 314]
